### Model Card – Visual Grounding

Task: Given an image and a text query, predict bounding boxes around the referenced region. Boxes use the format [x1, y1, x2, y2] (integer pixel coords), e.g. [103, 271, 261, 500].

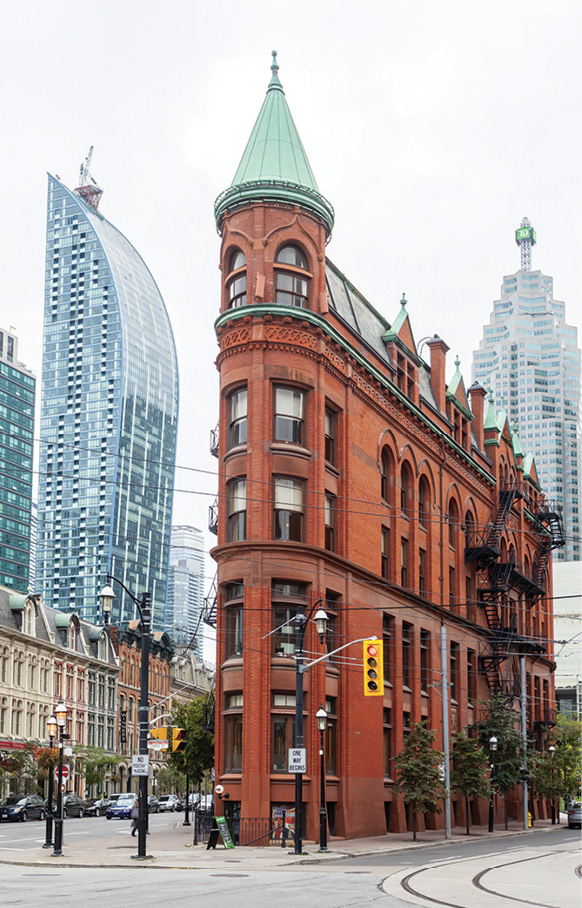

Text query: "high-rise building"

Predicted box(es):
[0, 328, 35, 592]
[472, 219, 581, 561]
[209, 55, 561, 841]
[165, 525, 205, 657]
[37, 161, 178, 628]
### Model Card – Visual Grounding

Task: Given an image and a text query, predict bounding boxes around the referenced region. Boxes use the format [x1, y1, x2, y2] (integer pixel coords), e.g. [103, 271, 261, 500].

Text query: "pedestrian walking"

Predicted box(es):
[130, 799, 139, 836]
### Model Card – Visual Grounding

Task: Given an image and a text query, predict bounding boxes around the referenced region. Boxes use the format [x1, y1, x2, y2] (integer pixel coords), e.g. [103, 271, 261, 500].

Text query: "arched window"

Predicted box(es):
[418, 477, 430, 528]
[464, 510, 475, 547]
[381, 449, 393, 503]
[227, 249, 247, 308]
[448, 499, 459, 547]
[275, 245, 310, 308]
[401, 464, 412, 516]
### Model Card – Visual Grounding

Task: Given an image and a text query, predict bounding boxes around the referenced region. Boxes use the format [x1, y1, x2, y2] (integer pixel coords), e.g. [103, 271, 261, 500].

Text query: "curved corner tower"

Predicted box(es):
[37, 172, 178, 629]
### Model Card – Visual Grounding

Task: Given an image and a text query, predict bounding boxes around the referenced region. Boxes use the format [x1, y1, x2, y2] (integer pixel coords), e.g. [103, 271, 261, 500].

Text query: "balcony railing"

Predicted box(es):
[210, 423, 219, 458]
[208, 497, 218, 535]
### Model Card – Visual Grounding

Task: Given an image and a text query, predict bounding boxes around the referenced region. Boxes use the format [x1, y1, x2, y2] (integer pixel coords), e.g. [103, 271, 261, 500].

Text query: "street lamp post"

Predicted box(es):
[101, 578, 151, 860]
[549, 745, 556, 825]
[316, 705, 328, 852]
[51, 701, 69, 857]
[183, 773, 191, 826]
[293, 601, 328, 856]
[43, 714, 57, 848]
[488, 735, 498, 833]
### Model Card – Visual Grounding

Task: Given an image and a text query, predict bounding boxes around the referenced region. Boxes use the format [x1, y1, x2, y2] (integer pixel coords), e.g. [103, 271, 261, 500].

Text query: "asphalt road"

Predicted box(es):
[0, 825, 578, 908]
[0, 810, 179, 850]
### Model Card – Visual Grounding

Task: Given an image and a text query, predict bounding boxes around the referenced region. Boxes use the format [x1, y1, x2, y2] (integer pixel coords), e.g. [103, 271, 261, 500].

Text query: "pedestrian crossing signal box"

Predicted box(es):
[172, 727, 185, 752]
[363, 640, 384, 695]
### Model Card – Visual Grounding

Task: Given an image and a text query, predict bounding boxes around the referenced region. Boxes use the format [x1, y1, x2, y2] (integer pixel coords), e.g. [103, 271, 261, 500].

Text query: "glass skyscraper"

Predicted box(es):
[0, 328, 35, 591]
[165, 525, 205, 658]
[473, 219, 581, 561]
[37, 173, 179, 627]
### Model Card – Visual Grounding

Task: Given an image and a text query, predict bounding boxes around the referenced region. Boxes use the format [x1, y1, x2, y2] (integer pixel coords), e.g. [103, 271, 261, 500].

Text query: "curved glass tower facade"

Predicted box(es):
[37, 175, 178, 627]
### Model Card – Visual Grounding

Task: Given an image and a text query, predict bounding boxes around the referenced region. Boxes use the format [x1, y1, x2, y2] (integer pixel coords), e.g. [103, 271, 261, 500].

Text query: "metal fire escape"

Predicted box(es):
[465, 480, 565, 694]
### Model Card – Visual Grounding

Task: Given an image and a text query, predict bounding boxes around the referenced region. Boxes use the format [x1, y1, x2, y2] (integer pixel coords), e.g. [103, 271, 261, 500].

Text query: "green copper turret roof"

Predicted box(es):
[484, 390, 498, 431]
[214, 52, 334, 236]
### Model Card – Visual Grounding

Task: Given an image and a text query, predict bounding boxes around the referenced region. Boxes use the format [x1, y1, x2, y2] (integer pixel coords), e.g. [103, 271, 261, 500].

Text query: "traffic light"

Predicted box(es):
[172, 727, 186, 752]
[150, 726, 168, 741]
[363, 639, 384, 696]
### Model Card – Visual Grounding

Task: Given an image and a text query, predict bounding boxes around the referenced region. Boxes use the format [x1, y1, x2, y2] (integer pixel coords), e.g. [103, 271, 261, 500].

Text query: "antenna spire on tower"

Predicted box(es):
[515, 216, 536, 271]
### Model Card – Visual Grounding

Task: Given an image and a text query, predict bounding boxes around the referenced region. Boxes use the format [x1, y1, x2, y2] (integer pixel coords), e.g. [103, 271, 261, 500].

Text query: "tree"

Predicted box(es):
[393, 720, 445, 841]
[529, 749, 561, 805]
[168, 696, 214, 789]
[0, 744, 39, 794]
[450, 730, 490, 835]
[156, 764, 185, 796]
[472, 694, 522, 828]
[73, 746, 122, 794]
[553, 714, 582, 804]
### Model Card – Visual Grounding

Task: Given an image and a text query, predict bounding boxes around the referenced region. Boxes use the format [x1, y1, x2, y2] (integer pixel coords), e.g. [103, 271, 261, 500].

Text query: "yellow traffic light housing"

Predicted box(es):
[363, 640, 384, 696]
[172, 727, 186, 752]
[150, 726, 168, 741]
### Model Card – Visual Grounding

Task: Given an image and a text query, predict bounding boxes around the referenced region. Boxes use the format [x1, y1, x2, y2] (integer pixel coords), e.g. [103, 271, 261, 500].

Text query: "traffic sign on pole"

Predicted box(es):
[288, 748, 307, 774]
[55, 764, 70, 783]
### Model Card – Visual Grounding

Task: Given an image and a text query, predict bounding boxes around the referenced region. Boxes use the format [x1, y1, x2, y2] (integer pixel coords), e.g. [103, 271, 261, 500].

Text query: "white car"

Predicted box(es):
[158, 795, 180, 812]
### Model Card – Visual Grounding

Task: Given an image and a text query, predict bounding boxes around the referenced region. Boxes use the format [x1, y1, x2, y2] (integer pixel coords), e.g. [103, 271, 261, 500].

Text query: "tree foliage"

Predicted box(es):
[553, 714, 582, 802]
[0, 744, 39, 794]
[393, 720, 445, 840]
[73, 746, 123, 791]
[473, 694, 522, 797]
[156, 764, 186, 796]
[168, 696, 214, 786]
[451, 730, 490, 834]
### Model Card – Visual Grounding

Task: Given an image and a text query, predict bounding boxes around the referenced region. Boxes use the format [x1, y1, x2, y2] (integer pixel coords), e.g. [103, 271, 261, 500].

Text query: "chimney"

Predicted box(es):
[426, 335, 449, 414]
[468, 382, 487, 450]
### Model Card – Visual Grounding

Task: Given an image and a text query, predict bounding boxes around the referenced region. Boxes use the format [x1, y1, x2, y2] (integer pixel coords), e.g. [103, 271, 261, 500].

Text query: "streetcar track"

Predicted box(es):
[397, 847, 576, 908]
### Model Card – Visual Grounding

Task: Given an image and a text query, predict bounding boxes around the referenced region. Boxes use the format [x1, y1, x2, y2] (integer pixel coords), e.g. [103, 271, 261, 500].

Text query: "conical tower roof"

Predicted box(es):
[214, 52, 334, 236]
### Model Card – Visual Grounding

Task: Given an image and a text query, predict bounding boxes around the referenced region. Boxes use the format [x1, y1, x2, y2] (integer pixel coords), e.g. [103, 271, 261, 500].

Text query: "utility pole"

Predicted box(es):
[521, 655, 529, 830]
[440, 625, 451, 839]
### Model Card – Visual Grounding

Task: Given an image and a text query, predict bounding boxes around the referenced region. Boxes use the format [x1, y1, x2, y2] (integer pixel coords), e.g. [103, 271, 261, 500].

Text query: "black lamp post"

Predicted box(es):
[51, 700, 69, 857]
[549, 745, 556, 824]
[316, 705, 328, 852]
[488, 735, 497, 833]
[101, 578, 151, 860]
[183, 773, 191, 826]
[293, 600, 328, 856]
[43, 714, 57, 848]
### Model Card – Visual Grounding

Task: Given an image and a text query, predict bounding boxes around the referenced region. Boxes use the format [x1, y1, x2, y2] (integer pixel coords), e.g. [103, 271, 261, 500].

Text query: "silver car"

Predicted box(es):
[567, 802, 581, 829]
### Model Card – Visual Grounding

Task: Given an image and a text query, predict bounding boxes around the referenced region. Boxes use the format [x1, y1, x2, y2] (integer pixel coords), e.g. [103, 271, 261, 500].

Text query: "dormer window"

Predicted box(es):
[227, 249, 247, 308]
[275, 245, 309, 308]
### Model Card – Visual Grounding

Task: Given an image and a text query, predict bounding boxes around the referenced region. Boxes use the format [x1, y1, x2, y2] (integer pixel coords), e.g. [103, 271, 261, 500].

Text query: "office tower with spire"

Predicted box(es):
[0, 328, 35, 591]
[165, 525, 205, 656]
[37, 152, 179, 627]
[472, 219, 581, 561]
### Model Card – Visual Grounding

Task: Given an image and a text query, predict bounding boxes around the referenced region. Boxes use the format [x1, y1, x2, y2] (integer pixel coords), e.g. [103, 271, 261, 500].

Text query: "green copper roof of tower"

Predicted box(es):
[214, 52, 334, 236]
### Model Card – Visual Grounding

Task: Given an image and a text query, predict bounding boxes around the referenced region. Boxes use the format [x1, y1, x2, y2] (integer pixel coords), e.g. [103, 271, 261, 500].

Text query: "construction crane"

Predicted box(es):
[75, 146, 103, 210]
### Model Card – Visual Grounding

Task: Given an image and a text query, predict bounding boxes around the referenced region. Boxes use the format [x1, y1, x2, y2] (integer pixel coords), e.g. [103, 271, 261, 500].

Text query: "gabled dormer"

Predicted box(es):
[382, 294, 421, 405]
[446, 357, 474, 452]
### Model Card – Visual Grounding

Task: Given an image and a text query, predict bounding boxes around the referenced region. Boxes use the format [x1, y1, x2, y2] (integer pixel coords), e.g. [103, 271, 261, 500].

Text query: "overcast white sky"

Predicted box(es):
[1, 1, 580, 626]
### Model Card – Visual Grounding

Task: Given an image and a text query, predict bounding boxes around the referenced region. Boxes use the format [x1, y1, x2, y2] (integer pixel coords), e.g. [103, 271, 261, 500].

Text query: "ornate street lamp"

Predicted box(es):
[43, 713, 57, 849]
[316, 705, 328, 852]
[293, 599, 328, 855]
[51, 701, 69, 857]
[100, 578, 151, 860]
[488, 735, 498, 833]
[549, 745, 557, 825]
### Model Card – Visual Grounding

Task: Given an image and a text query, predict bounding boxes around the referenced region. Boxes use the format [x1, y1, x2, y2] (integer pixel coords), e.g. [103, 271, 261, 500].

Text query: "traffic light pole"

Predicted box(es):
[292, 632, 377, 856]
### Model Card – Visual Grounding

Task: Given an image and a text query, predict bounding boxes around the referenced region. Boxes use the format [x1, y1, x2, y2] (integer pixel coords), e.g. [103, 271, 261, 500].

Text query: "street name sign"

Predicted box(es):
[132, 753, 150, 776]
[288, 747, 307, 773]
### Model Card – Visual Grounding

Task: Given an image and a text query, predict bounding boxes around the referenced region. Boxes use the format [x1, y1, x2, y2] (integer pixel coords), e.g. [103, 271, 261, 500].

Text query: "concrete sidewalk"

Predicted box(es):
[0, 816, 569, 870]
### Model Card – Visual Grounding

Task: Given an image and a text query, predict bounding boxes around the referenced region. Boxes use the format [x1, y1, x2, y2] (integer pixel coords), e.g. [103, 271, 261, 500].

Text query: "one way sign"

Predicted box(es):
[288, 748, 306, 773]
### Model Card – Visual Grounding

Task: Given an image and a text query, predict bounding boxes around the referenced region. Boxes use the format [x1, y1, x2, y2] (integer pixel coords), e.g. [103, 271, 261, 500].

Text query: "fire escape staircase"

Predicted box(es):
[202, 574, 217, 628]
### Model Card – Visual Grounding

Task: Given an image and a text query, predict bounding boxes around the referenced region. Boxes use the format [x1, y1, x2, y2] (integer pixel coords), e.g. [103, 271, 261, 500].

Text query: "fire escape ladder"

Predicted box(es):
[485, 480, 520, 550]
[203, 574, 217, 628]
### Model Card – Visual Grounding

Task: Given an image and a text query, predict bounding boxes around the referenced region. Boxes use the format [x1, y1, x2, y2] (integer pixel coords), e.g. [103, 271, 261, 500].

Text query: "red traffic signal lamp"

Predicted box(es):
[363, 640, 384, 696]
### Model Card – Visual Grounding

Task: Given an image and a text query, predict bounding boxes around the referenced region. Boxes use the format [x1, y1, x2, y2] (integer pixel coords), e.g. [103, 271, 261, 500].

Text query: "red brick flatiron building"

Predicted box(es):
[208, 53, 563, 840]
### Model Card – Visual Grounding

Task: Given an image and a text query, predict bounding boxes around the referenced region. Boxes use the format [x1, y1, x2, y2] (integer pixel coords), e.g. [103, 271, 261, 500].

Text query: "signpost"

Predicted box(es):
[288, 748, 307, 774]
[132, 754, 150, 777]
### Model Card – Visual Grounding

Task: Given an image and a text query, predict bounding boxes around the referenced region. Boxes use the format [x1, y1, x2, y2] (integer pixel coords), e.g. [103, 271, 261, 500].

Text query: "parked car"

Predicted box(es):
[567, 802, 581, 829]
[158, 795, 180, 812]
[105, 794, 137, 819]
[0, 794, 46, 823]
[84, 797, 111, 817]
[147, 795, 160, 814]
[50, 794, 85, 818]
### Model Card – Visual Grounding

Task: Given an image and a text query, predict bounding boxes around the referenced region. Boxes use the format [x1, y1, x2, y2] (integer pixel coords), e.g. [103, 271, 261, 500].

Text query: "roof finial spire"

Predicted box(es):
[454, 355, 460, 370]
[268, 49, 283, 91]
[400, 292, 407, 307]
